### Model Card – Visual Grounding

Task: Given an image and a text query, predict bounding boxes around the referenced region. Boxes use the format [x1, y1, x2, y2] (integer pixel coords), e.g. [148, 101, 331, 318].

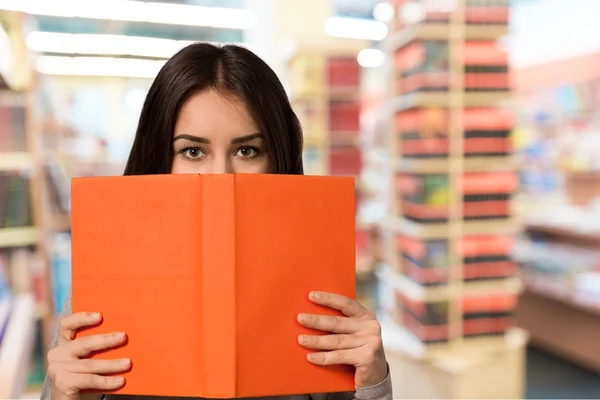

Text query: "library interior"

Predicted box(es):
[1, 0, 600, 399]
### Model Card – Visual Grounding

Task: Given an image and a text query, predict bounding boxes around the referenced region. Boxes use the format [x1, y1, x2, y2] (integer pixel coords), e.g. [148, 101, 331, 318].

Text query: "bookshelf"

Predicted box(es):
[288, 50, 378, 308]
[379, 0, 525, 397]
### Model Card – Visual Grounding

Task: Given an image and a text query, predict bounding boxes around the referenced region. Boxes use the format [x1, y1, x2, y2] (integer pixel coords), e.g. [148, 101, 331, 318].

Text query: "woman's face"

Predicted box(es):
[171, 89, 269, 174]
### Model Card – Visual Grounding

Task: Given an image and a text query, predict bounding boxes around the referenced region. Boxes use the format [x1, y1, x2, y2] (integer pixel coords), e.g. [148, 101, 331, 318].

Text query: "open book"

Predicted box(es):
[71, 174, 356, 398]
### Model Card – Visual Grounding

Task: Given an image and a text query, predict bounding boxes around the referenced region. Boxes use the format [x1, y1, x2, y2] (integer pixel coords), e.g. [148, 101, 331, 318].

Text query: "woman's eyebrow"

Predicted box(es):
[172, 134, 209, 144]
[231, 133, 263, 144]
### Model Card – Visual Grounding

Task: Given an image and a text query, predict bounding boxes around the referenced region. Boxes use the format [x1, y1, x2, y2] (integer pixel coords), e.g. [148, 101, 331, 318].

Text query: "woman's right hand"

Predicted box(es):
[47, 312, 130, 400]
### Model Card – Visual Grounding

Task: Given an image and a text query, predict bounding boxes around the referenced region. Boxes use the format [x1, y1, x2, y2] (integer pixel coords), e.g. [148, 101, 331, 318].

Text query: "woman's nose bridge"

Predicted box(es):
[208, 154, 234, 174]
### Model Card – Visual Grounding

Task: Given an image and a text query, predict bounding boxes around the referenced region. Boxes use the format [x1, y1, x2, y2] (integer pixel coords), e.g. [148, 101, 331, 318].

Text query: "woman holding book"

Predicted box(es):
[41, 43, 392, 400]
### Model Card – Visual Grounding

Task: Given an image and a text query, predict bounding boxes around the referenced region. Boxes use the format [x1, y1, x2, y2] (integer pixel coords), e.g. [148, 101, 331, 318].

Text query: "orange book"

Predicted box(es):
[71, 174, 356, 398]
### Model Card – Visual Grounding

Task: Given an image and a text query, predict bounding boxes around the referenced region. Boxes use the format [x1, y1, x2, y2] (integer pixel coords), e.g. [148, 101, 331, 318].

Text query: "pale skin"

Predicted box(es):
[48, 89, 388, 399]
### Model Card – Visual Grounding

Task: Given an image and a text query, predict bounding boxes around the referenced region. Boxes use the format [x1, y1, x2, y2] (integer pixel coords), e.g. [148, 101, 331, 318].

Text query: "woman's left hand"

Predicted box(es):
[297, 291, 387, 388]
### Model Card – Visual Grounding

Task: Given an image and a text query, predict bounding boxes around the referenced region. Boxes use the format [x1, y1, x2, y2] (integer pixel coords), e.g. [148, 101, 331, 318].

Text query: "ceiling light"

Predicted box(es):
[26, 32, 195, 58]
[0, 0, 256, 30]
[357, 48, 386, 68]
[373, 2, 395, 23]
[325, 16, 388, 41]
[400, 2, 426, 24]
[35, 56, 167, 78]
[26, 32, 249, 59]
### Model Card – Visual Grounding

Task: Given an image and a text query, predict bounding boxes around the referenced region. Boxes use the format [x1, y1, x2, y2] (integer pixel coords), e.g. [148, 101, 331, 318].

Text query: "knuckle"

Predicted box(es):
[53, 373, 72, 392]
[80, 358, 94, 370]
[364, 310, 377, 320]
[47, 362, 59, 380]
[335, 334, 346, 347]
[369, 320, 382, 335]
[371, 335, 383, 349]
[47, 348, 58, 364]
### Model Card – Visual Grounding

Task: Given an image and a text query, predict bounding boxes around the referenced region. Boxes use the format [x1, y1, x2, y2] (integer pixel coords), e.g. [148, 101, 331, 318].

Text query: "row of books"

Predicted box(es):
[395, 108, 513, 158]
[395, 172, 518, 222]
[394, 41, 509, 94]
[398, 235, 515, 285]
[0, 171, 33, 228]
[327, 57, 362, 177]
[0, 103, 27, 153]
[396, 291, 516, 343]
[392, 0, 509, 32]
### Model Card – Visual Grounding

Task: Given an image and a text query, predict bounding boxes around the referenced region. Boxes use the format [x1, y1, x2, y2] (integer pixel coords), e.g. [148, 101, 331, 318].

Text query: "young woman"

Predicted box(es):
[41, 43, 392, 400]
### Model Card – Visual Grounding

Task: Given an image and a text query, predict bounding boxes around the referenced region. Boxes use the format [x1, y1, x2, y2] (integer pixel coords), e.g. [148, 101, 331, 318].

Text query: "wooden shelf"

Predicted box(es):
[378, 264, 522, 302]
[0, 227, 37, 248]
[387, 23, 509, 51]
[517, 290, 600, 372]
[328, 86, 360, 102]
[393, 92, 510, 112]
[0, 294, 36, 399]
[50, 213, 71, 231]
[396, 156, 517, 174]
[381, 311, 526, 361]
[0, 152, 33, 171]
[330, 133, 359, 147]
[385, 216, 520, 239]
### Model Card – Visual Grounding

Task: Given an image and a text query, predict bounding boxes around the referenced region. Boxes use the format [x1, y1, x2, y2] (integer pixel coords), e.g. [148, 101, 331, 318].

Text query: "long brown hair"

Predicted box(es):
[124, 43, 304, 175]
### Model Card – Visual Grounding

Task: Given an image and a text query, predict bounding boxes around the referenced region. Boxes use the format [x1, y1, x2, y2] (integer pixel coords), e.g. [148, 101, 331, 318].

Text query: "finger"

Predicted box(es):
[52, 371, 125, 394]
[297, 314, 361, 334]
[298, 334, 363, 350]
[58, 313, 102, 344]
[64, 358, 131, 374]
[307, 349, 360, 366]
[67, 332, 127, 358]
[309, 292, 367, 318]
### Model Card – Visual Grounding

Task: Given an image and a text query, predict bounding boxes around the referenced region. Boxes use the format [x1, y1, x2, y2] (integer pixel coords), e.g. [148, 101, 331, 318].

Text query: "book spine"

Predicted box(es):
[201, 175, 237, 397]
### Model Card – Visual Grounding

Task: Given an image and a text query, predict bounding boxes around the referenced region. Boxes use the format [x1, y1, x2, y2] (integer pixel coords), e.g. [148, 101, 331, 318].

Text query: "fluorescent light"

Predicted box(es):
[373, 2, 395, 23]
[400, 2, 426, 24]
[26, 32, 196, 58]
[0, 0, 256, 30]
[0, 22, 12, 79]
[26, 32, 250, 59]
[357, 48, 385, 68]
[325, 16, 388, 41]
[36, 56, 167, 78]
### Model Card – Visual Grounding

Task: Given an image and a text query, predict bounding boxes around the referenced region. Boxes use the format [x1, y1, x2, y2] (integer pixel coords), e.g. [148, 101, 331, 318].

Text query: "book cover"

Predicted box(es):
[71, 174, 356, 398]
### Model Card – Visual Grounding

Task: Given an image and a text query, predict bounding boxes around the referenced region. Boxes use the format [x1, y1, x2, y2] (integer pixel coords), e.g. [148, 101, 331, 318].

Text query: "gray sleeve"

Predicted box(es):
[311, 366, 393, 400]
[40, 289, 73, 400]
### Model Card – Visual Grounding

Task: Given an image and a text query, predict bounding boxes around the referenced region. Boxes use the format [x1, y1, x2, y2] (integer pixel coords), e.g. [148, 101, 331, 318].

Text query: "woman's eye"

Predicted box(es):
[235, 147, 258, 158]
[183, 148, 205, 159]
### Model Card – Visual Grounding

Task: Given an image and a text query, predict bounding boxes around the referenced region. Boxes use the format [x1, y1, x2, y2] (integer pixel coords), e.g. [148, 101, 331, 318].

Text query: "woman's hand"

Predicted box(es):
[297, 291, 387, 388]
[47, 312, 130, 400]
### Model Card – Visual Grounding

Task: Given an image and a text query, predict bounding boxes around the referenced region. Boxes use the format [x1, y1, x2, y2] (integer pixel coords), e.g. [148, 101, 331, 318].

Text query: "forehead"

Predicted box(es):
[175, 89, 258, 138]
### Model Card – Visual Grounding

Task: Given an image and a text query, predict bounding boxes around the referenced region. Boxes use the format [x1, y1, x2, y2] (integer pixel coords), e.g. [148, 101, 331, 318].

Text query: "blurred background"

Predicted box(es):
[1, 0, 600, 398]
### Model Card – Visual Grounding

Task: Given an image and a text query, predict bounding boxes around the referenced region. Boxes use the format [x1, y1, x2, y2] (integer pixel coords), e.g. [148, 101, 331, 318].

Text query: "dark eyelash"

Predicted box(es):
[176, 145, 201, 154]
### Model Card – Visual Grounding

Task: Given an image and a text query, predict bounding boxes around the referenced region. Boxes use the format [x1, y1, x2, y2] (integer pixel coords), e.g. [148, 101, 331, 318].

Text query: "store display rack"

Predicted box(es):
[516, 222, 600, 370]
[382, 0, 523, 364]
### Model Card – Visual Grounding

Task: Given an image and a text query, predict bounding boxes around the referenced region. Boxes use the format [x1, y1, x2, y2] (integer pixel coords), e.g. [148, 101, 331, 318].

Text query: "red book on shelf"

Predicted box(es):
[71, 174, 356, 398]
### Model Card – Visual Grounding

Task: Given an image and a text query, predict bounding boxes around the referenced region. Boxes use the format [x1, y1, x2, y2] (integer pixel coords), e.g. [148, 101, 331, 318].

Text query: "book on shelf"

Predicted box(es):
[0, 99, 27, 153]
[0, 171, 32, 228]
[72, 174, 356, 398]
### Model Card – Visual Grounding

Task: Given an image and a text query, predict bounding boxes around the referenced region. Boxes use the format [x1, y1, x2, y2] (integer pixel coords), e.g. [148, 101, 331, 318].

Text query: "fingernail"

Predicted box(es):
[113, 376, 125, 384]
[119, 358, 130, 366]
[298, 335, 307, 345]
[114, 332, 126, 340]
[310, 291, 320, 300]
[90, 312, 101, 320]
[307, 353, 317, 361]
[297, 313, 307, 323]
